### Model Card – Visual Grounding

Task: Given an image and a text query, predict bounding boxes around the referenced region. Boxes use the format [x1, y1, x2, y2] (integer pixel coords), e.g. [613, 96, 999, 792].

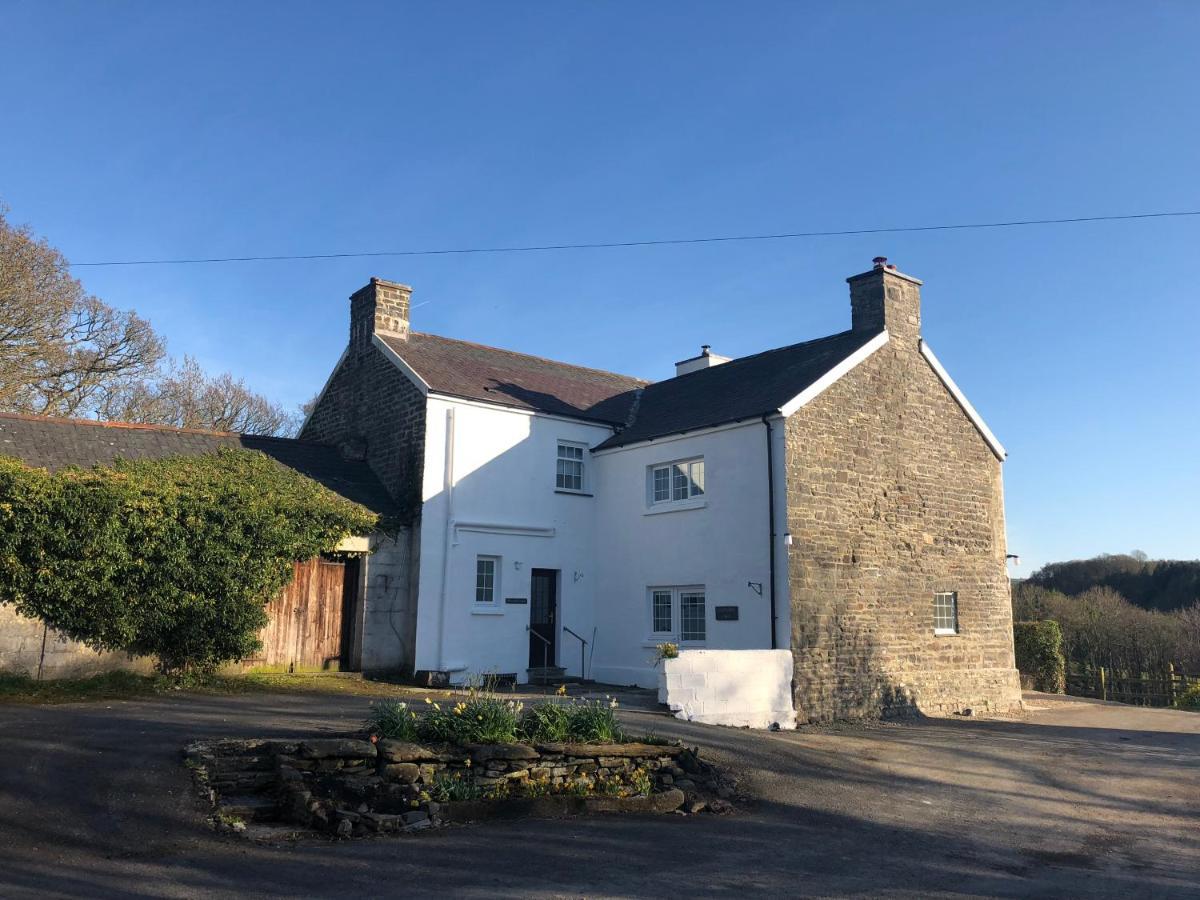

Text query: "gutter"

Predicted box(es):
[762, 415, 778, 650]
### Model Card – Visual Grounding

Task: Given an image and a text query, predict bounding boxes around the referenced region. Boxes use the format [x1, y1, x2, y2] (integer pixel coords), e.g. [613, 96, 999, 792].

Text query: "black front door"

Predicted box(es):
[529, 569, 557, 668]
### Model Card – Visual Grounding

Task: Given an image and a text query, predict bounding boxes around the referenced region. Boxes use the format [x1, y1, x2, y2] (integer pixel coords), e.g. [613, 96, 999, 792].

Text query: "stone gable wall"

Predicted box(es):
[301, 345, 426, 522]
[783, 336, 1020, 722]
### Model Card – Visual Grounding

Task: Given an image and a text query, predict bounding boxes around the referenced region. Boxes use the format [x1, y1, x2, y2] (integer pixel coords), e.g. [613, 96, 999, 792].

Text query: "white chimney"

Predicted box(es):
[675, 345, 731, 377]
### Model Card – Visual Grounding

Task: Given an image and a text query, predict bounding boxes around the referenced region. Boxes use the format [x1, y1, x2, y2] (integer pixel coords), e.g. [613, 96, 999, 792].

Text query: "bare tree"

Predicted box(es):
[0, 207, 164, 417]
[104, 356, 298, 435]
[2, 206, 297, 436]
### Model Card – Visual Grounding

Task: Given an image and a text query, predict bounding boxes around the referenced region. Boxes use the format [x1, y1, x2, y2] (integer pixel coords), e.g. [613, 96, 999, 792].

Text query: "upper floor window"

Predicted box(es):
[556, 442, 586, 492]
[650, 458, 704, 504]
[476, 556, 499, 604]
[933, 591, 958, 635]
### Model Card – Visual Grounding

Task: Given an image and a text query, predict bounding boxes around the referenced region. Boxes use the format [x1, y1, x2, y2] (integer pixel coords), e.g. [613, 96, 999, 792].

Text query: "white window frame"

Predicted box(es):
[475, 555, 500, 604]
[555, 441, 588, 493]
[933, 591, 958, 635]
[646, 585, 706, 645]
[647, 457, 705, 508]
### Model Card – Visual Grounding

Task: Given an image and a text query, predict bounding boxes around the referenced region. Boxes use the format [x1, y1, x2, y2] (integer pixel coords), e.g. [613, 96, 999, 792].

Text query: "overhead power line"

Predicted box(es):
[70, 209, 1200, 268]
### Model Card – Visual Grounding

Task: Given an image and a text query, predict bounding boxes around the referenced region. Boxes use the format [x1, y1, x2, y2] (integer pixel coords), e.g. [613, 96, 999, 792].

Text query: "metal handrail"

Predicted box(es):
[562, 627, 589, 682]
[525, 624, 552, 669]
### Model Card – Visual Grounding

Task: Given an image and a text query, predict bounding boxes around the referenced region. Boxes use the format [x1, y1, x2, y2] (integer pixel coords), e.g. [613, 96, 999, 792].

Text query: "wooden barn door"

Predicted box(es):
[250, 556, 348, 671]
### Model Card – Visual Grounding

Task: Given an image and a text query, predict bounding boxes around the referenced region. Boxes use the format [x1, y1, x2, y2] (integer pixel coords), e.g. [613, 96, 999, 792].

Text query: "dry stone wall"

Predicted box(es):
[186, 736, 707, 838]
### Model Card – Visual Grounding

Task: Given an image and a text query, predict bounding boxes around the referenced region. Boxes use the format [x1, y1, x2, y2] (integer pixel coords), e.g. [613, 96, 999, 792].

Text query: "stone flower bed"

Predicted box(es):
[186, 734, 734, 839]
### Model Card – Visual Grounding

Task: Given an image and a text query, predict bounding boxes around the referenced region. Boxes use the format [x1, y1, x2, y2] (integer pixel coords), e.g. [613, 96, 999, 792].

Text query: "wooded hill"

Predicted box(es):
[1027, 554, 1200, 613]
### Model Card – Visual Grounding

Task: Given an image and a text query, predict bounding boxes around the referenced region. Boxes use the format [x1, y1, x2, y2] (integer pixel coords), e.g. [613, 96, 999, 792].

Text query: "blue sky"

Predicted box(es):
[2, 1, 1198, 572]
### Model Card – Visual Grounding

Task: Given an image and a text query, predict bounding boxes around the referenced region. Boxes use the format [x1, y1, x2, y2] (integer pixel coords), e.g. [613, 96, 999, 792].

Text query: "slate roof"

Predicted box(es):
[0, 413, 396, 517]
[379, 332, 647, 424]
[593, 328, 882, 450]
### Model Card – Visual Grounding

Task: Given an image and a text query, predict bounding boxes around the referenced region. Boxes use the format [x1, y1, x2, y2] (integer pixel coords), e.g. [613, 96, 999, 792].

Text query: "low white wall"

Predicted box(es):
[657, 649, 796, 729]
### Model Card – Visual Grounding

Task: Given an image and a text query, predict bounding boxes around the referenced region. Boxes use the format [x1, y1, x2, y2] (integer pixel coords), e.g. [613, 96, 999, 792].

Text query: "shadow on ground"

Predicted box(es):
[0, 691, 1197, 898]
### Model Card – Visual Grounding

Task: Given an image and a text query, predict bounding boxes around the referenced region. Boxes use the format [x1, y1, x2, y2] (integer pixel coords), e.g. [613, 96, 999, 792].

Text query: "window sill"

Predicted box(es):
[643, 499, 707, 516]
[555, 489, 594, 497]
[933, 629, 960, 636]
[471, 607, 505, 617]
[642, 639, 707, 648]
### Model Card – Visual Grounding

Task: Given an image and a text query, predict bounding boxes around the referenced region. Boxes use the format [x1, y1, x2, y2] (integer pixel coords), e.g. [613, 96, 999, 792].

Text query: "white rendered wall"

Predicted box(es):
[658, 649, 796, 729]
[414, 396, 610, 683]
[590, 422, 778, 688]
[359, 529, 417, 674]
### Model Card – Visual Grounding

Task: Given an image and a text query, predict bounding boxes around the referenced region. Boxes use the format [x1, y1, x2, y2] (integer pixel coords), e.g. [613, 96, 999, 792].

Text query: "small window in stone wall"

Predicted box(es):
[933, 591, 958, 635]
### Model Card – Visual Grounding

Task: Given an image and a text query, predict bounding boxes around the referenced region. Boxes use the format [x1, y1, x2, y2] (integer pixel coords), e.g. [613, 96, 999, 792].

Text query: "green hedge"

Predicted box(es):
[0, 449, 378, 673]
[1013, 620, 1067, 693]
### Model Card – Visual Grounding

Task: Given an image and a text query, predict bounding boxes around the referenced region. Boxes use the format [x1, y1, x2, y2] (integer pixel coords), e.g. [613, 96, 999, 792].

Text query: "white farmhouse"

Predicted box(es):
[302, 260, 1023, 723]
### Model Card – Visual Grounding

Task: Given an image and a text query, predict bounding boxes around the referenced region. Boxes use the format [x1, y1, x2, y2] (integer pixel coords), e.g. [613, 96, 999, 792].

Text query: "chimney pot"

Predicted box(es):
[675, 345, 731, 377]
[872, 256, 888, 269]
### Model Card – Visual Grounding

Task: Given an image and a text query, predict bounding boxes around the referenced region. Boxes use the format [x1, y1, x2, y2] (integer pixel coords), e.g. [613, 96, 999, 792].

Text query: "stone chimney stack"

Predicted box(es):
[848, 257, 922, 346]
[349, 277, 412, 353]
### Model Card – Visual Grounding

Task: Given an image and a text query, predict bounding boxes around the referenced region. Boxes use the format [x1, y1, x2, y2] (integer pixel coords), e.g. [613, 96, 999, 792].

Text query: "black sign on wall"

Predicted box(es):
[715, 605, 739, 621]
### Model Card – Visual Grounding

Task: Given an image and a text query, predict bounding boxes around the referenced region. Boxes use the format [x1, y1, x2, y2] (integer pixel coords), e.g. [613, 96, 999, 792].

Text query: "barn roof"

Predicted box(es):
[0, 413, 396, 517]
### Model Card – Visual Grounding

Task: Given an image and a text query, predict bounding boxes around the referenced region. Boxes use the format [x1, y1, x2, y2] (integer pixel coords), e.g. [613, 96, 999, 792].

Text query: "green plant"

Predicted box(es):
[1175, 683, 1200, 711]
[595, 774, 625, 797]
[628, 767, 653, 796]
[0, 450, 378, 674]
[416, 694, 523, 745]
[522, 777, 552, 798]
[484, 779, 513, 801]
[1013, 620, 1067, 693]
[518, 701, 573, 743]
[563, 697, 624, 743]
[655, 642, 679, 660]
[365, 700, 420, 741]
[635, 731, 670, 746]
[562, 779, 591, 798]
[516, 696, 624, 744]
[428, 771, 483, 802]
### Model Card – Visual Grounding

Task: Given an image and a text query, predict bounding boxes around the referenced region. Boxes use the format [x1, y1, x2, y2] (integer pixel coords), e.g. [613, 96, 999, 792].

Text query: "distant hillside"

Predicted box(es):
[1027, 554, 1200, 612]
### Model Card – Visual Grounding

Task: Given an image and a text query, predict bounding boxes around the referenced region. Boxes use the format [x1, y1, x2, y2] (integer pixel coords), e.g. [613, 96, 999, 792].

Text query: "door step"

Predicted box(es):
[526, 666, 567, 685]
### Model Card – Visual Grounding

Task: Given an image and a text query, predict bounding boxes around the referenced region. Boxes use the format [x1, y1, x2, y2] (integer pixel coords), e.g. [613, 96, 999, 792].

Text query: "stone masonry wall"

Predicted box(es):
[784, 269, 1021, 722]
[301, 280, 426, 521]
[188, 737, 693, 837]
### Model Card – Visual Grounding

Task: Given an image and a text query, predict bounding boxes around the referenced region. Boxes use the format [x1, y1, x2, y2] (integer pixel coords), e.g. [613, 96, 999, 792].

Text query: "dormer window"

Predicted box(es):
[556, 442, 586, 492]
[649, 457, 705, 505]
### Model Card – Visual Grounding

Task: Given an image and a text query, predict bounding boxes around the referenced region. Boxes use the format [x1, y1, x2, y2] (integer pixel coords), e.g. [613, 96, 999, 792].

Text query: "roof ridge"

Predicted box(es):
[407, 331, 650, 386]
[0, 411, 316, 444]
[653, 328, 862, 385]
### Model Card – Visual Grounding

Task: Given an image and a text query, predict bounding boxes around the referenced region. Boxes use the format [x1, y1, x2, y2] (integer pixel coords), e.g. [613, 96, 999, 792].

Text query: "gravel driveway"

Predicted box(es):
[0, 690, 1197, 898]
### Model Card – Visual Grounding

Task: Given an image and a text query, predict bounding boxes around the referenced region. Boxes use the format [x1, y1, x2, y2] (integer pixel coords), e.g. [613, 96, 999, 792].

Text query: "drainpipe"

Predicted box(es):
[435, 407, 456, 670]
[762, 415, 778, 650]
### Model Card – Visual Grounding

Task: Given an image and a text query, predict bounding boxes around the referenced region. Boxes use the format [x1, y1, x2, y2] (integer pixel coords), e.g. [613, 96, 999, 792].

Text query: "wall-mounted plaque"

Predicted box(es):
[715, 605, 739, 621]
[505, 597, 528, 605]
